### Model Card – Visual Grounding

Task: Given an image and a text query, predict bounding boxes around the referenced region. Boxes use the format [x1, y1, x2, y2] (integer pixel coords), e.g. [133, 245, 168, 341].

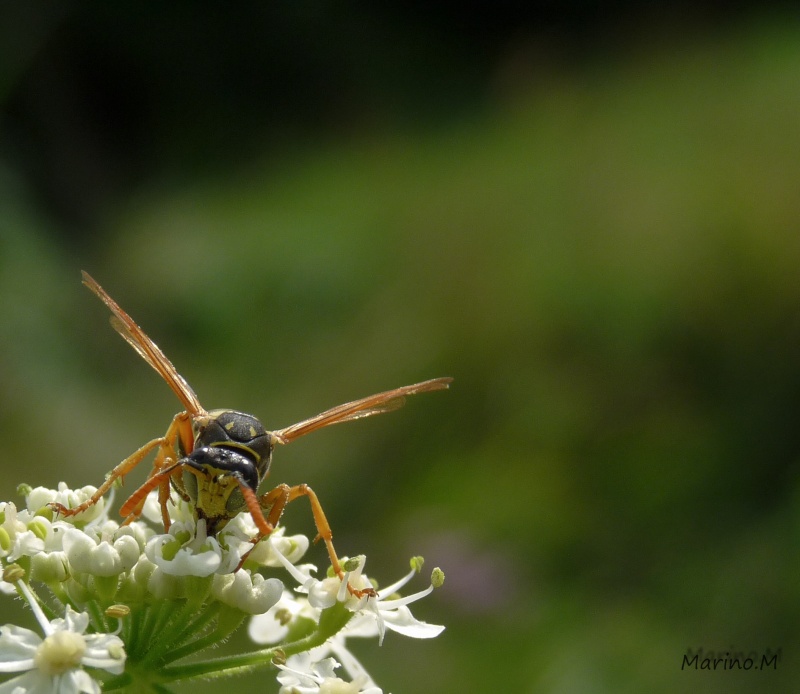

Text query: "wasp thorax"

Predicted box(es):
[194, 410, 273, 471]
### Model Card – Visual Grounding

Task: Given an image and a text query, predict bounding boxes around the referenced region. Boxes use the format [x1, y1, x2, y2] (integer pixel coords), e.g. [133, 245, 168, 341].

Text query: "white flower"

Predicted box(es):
[276, 654, 383, 694]
[62, 527, 139, 577]
[263, 549, 444, 646]
[141, 490, 194, 527]
[144, 520, 224, 577]
[247, 590, 313, 644]
[0, 502, 43, 563]
[27, 483, 107, 525]
[346, 560, 445, 645]
[211, 571, 283, 615]
[220, 517, 310, 568]
[112, 519, 154, 551]
[0, 581, 125, 694]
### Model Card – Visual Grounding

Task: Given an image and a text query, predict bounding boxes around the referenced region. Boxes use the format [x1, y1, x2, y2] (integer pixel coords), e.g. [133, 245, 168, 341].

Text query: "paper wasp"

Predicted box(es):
[52, 272, 451, 586]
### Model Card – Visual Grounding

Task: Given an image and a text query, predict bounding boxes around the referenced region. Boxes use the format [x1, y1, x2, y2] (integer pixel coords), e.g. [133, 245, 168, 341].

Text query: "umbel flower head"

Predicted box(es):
[0, 484, 445, 693]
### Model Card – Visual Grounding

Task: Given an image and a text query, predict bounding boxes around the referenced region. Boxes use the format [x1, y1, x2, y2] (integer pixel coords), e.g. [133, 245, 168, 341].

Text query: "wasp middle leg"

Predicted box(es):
[240, 482, 375, 597]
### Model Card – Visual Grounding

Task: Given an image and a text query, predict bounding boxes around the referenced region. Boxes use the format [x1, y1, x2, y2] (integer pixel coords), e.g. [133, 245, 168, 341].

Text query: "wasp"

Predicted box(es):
[52, 272, 451, 586]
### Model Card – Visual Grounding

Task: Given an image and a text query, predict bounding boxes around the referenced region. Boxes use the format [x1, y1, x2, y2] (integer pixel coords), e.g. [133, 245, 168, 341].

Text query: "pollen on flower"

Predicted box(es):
[342, 556, 362, 572]
[105, 604, 131, 619]
[33, 630, 87, 675]
[271, 648, 287, 666]
[2, 563, 25, 583]
[410, 556, 425, 573]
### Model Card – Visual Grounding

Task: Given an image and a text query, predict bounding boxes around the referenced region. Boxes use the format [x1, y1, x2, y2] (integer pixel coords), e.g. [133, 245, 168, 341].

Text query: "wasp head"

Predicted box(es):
[192, 409, 273, 480]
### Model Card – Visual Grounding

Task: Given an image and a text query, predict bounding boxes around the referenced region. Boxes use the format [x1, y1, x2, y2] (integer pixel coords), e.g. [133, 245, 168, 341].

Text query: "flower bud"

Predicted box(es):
[63, 576, 91, 603]
[246, 530, 310, 567]
[63, 528, 124, 577]
[31, 551, 70, 583]
[114, 535, 141, 572]
[0, 527, 10, 553]
[212, 570, 283, 614]
[27, 483, 105, 524]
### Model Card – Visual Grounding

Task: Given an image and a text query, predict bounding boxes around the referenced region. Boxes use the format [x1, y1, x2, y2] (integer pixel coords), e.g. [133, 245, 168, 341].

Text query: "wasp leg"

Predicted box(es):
[242, 482, 287, 536]
[51, 412, 192, 528]
[117, 411, 192, 529]
[118, 461, 183, 527]
[240, 483, 374, 597]
[49, 437, 162, 518]
[141, 412, 192, 527]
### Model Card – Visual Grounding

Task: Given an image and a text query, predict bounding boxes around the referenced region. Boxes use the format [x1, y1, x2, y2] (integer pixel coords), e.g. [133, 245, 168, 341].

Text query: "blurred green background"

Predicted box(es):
[1, 3, 799, 692]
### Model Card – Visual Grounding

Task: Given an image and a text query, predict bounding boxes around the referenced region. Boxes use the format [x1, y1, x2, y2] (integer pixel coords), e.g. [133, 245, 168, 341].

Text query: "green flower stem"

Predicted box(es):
[133, 601, 170, 659]
[123, 605, 143, 656]
[94, 574, 120, 604]
[160, 602, 222, 659]
[138, 602, 161, 645]
[152, 600, 180, 637]
[146, 576, 211, 653]
[44, 581, 72, 613]
[16, 581, 58, 622]
[158, 629, 224, 667]
[157, 601, 354, 683]
[158, 608, 242, 667]
[85, 599, 108, 633]
[158, 646, 280, 683]
[144, 603, 229, 668]
[99, 671, 133, 692]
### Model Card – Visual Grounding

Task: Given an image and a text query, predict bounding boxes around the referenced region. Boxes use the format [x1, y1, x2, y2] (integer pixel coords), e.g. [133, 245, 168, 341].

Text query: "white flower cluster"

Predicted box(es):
[0, 483, 444, 693]
[1, 485, 286, 611]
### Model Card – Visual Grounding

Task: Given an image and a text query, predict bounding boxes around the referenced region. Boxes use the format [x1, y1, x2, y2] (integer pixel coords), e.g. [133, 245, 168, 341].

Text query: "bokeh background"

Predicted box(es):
[1, 3, 799, 692]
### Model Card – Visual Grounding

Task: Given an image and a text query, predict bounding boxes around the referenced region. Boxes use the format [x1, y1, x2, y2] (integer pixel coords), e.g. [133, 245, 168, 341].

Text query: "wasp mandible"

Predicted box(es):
[52, 272, 451, 584]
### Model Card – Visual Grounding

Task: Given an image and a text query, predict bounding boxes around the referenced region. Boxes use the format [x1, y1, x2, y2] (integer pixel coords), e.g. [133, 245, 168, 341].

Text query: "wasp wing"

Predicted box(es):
[82, 271, 206, 417]
[271, 377, 452, 444]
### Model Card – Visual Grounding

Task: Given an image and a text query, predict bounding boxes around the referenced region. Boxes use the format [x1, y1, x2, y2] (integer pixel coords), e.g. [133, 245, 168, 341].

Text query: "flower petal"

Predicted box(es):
[0, 625, 41, 670]
[0, 669, 51, 694]
[82, 633, 126, 674]
[381, 606, 444, 639]
[60, 668, 101, 694]
[145, 535, 222, 577]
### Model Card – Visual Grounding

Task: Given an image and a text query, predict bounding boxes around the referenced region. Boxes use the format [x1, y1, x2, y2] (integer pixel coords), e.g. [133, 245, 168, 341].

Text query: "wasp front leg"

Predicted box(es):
[118, 460, 184, 528]
[117, 412, 194, 528]
[49, 436, 162, 519]
[50, 412, 192, 526]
